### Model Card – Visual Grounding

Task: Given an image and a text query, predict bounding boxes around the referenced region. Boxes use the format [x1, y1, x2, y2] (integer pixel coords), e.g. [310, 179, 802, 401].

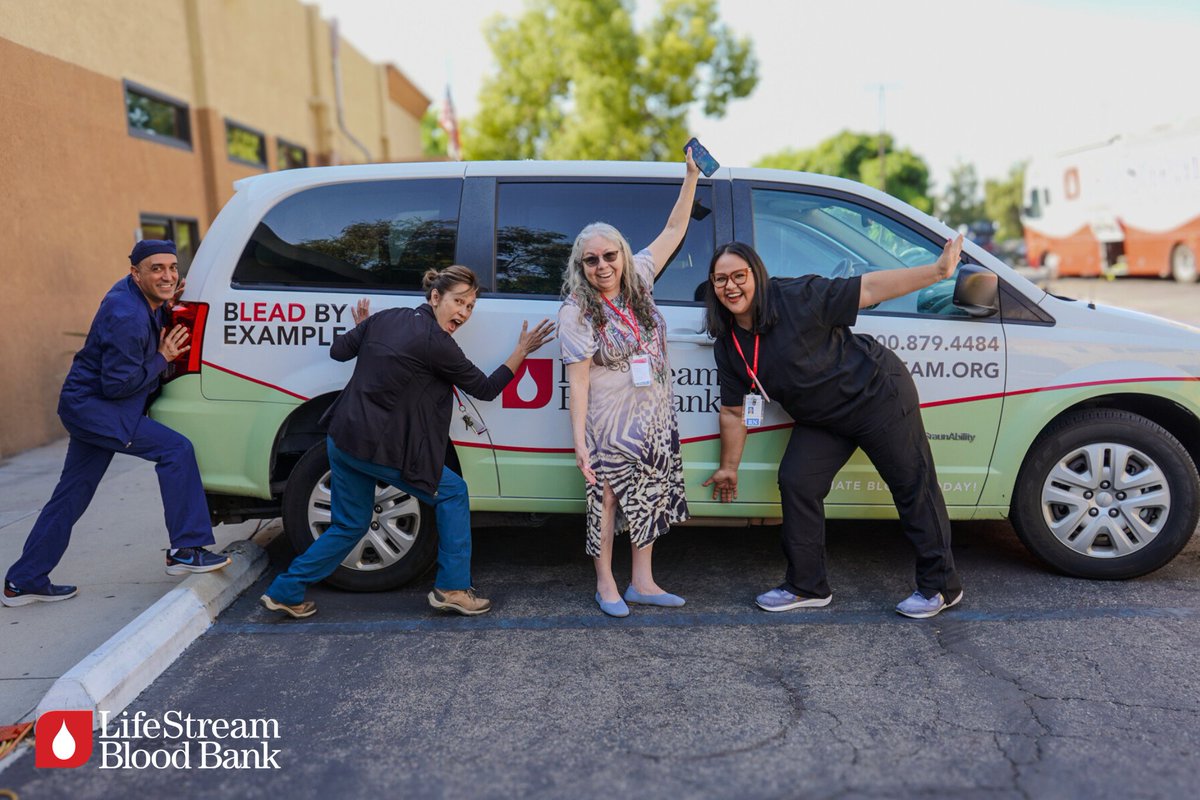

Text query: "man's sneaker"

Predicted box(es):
[1, 580, 78, 607]
[260, 594, 317, 619]
[896, 589, 963, 619]
[165, 547, 231, 576]
[428, 587, 492, 616]
[755, 587, 832, 612]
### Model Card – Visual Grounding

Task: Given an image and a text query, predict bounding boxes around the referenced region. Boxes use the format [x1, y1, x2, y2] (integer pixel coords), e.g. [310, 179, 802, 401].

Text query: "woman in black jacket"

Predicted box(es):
[261, 265, 554, 618]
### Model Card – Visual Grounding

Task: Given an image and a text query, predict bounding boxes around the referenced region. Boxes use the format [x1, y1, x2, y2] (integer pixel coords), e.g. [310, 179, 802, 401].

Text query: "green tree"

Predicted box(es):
[984, 163, 1026, 241]
[755, 130, 933, 213]
[939, 162, 985, 228]
[466, 0, 757, 161]
[421, 106, 448, 157]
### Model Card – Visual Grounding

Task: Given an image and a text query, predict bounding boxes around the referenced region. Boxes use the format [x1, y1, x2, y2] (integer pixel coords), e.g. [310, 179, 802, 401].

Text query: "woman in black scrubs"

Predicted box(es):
[700, 237, 965, 619]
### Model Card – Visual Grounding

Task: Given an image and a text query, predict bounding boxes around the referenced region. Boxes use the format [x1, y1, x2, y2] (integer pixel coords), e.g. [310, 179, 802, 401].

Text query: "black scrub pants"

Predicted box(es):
[776, 366, 962, 602]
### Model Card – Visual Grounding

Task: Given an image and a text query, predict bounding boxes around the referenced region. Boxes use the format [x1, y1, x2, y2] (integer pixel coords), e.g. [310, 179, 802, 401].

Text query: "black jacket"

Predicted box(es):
[321, 304, 514, 494]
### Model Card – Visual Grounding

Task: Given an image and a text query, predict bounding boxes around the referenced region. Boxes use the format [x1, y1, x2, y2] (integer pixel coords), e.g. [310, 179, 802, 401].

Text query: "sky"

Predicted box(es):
[312, 0, 1200, 193]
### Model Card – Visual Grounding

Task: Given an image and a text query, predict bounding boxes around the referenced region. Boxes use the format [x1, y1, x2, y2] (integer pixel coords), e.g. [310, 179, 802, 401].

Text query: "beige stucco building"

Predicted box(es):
[0, 0, 430, 456]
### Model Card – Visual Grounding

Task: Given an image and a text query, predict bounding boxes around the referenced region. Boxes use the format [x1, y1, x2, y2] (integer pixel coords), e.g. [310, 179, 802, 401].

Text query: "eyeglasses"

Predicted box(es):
[581, 250, 620, 268]
[710, 268, 751, 289]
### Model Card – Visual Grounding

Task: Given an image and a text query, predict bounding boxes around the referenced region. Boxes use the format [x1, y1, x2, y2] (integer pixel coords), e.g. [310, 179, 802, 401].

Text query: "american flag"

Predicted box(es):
[437, 86, 462, 161]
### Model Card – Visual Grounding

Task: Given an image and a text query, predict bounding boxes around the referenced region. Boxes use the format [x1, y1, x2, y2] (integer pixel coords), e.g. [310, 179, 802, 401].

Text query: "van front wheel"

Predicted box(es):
[1011, 409, 1198, 579]
[281, 443, 438, 592]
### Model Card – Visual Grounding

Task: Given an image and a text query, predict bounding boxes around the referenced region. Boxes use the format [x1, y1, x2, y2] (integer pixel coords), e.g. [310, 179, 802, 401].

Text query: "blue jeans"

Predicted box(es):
[266, 437, 472, 604]
[6, 417, 214, 591]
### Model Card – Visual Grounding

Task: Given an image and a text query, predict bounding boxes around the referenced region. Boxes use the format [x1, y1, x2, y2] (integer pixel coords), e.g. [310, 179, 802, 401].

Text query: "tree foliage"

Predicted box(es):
[939, 162, 986, 228]
[466, 0, 757, 161]
[421, 107, 448, 157]
[754, 130, 933, 213]
[984, 163, 1025, 241]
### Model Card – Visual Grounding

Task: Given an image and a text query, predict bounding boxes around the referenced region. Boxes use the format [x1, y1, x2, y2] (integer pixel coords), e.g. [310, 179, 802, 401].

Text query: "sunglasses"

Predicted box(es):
[710, 268, 751, 289]
[581, 250, 620, 269]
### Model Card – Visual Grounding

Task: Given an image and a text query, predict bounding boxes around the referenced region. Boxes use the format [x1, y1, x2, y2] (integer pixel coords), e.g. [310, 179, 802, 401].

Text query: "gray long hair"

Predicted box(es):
[560, 222, 657, 336]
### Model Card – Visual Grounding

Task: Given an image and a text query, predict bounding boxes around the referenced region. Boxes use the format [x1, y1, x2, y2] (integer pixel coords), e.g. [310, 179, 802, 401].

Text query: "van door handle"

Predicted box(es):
[667, 330, 714, 346]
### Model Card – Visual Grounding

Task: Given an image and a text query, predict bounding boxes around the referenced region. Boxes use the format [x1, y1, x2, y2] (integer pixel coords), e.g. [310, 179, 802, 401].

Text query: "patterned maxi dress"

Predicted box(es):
[558, 250, 690, 556]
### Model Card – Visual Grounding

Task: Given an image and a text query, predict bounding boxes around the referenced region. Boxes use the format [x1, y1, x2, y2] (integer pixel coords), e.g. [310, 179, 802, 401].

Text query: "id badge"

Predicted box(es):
[630, 355, 653, 387]
[743, 393, 764, 427]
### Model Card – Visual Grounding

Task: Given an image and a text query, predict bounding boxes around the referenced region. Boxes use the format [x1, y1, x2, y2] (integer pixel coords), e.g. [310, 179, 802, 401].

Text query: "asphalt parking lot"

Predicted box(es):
[7, 514, 1200, 799]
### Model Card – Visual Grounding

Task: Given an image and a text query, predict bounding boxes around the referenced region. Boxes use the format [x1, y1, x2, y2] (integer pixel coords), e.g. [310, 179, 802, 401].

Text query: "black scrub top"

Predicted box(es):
[714, 275, 904, 430]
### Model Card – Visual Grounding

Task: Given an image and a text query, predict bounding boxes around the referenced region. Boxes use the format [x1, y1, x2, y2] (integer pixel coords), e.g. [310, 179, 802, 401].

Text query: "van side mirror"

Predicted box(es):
[952, 264, 999, 318]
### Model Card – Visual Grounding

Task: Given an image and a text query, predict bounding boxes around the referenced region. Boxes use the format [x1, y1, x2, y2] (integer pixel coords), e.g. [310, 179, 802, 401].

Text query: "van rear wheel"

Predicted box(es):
[1011, 409, 1198, 579]
[281, 443, 438, 591]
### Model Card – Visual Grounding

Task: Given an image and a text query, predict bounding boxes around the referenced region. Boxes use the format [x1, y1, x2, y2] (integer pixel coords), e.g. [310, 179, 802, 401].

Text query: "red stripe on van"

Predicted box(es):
[921, 376, 1200, 408]
[201, 361, 311, 401]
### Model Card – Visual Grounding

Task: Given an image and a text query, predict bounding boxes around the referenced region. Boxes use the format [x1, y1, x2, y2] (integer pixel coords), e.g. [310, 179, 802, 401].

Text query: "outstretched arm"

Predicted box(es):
[644, 147, 702, 275]
[858, 234, 964, 309]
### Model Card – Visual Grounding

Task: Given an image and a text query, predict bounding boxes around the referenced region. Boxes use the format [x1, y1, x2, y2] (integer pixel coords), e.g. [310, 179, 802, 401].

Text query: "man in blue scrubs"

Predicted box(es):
[2, 240, 229, 607]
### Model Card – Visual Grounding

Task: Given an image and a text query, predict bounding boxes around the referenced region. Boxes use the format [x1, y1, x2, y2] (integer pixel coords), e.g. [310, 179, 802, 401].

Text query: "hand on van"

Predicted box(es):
[351, 298, 371, 325]
[503, 318, 556, 374]
[158, 324, 191, 361]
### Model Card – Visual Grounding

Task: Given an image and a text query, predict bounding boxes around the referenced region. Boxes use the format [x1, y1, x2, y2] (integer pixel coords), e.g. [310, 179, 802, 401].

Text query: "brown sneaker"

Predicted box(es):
[260, 594, 317, 619]
[428, 587, 492, 616]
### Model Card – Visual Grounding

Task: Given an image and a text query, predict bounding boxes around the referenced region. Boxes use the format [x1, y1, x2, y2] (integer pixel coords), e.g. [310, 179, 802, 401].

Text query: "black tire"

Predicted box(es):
[1011, 409, 1199, 579]
[280, 443, 438, 591]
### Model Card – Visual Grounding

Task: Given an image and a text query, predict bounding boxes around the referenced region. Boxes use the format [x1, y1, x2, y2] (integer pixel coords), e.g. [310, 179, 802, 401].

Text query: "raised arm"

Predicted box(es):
[644, 147, 702, 275]
[702, 404, 748, 502]
[858, 234, 963, 309]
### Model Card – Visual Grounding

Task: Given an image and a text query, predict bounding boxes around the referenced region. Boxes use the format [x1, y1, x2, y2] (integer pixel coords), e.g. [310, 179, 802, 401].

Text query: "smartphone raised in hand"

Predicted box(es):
[684, 137, 720, 177]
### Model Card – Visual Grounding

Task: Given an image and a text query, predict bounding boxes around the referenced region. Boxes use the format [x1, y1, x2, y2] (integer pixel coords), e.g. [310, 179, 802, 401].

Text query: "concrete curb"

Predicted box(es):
[34, 540, 268, 726]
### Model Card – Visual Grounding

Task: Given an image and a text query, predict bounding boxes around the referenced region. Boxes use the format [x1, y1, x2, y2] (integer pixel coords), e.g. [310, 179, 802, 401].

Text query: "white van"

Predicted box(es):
[152, 161, 1200, 591]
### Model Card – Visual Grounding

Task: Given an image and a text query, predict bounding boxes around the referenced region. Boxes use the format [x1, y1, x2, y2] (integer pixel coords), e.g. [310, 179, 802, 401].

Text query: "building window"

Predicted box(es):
[124, 81, 191, 149]
[277, 139, 309, 170]
[226, 121, 267, 168]
[139, 215, 200, 275]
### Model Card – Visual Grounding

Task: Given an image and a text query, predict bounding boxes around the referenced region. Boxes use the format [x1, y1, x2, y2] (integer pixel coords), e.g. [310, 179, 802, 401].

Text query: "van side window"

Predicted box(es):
[495, 182, 714, 302]
[750, 188, 965, 317]
[232, 179, 460, 290]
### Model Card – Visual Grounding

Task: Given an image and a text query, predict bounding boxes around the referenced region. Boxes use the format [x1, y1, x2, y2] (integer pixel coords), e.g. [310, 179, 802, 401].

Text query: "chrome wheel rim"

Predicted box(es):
[1040, 442, 1170, 558]
[307, 470, 420, 571]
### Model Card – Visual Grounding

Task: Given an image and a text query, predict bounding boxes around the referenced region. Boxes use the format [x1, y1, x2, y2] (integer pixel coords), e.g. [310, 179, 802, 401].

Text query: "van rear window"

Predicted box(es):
[232, 179, 461, 290]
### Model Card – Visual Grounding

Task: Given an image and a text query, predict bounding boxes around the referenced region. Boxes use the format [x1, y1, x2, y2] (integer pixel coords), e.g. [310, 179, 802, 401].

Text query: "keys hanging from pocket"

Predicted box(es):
[462, 413, 488, 436]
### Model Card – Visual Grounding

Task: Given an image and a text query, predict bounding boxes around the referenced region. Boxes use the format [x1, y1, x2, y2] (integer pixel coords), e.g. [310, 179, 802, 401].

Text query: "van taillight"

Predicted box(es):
[163, 301, 208, 383]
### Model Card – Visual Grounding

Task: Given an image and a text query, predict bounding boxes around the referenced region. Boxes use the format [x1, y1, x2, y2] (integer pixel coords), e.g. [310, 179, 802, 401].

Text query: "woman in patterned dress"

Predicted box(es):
[558, 149, 700, 617]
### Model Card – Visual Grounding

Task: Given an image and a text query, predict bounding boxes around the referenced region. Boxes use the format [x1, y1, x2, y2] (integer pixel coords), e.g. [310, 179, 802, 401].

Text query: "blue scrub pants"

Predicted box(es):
[5, 417, 214, 591]
[265, 437, 472, 605]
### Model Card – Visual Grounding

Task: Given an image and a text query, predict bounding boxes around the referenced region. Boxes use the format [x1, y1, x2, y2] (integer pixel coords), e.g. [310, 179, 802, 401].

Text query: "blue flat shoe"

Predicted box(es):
[595, 592, 630, 618]
[623, 586, 686, 607]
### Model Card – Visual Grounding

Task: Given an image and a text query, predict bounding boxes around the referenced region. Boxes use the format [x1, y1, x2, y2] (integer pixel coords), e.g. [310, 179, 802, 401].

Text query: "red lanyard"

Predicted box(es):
[731, 330, 758, 383]
[603, 296, 642, 348]
[732, 330, 771, 401]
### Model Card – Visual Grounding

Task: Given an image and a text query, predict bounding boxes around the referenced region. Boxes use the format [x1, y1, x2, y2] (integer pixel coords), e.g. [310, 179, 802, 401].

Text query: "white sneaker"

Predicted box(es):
[896, 589, 963, 619]
[755, 587, 832, 612]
